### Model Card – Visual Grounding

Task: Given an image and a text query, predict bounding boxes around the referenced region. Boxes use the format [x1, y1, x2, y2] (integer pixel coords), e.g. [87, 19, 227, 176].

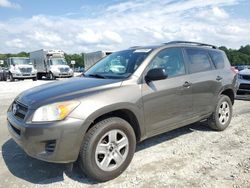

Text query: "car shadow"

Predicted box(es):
[2, 121, 211, 185]
[1, 139, 96, 185]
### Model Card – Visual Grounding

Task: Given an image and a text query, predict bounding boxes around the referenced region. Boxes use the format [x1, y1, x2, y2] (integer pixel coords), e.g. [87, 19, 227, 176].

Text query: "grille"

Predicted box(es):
[19, 68, 32, 73]
[242, 75, 250, 80]
[12, 101, 28, 120]
[239, 84, 250, 90]
[59, 67, 69, 73]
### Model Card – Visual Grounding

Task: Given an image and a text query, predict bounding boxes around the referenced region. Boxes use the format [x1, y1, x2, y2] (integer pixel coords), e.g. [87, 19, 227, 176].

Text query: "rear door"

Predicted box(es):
[184, 48, 222, 116]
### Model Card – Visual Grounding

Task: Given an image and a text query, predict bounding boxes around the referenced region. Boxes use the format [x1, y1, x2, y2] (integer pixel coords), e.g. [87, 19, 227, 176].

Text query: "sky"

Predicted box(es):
[0, 0, 250, 53]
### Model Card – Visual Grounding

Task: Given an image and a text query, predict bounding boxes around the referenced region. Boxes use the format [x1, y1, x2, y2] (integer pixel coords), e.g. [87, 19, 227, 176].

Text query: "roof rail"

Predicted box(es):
[164, 41, 218, 49]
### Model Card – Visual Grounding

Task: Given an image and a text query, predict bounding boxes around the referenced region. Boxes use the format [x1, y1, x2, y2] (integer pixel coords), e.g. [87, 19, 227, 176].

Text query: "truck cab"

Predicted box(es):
[7, 57, 37, 81]
[30, 49, 73, 80]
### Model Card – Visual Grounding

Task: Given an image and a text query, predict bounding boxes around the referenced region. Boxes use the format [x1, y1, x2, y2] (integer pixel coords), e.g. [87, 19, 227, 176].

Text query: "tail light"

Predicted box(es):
[231, 67, 238, 75]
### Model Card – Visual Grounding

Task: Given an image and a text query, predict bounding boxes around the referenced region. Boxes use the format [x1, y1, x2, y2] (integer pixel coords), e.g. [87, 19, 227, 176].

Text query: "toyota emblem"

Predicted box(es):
[12, 103, 18, 115]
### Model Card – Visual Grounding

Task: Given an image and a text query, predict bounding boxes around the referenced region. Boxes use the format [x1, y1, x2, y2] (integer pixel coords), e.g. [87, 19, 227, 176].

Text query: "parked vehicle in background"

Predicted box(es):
[0, 67, 8, 81]
[235, 65, 248, 71]
[7, 41, 236, 182]
[7, 57, 37, 81]
[30, 49, 73, 80]
[84, 51, 112, 70]
[74, 67, 85, 73]
[237, 68, 250, 95]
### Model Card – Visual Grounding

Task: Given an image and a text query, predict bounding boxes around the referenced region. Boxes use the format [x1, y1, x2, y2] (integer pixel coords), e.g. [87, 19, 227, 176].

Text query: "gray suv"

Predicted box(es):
[7, 41, 237, 182]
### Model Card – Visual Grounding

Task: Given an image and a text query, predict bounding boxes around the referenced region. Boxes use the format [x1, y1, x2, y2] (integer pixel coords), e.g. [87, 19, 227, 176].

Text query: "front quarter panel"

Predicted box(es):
[68, 79, 146, 140]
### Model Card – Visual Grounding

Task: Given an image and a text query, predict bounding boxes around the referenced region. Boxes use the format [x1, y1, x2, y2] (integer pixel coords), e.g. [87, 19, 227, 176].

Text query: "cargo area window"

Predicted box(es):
[209, 51, 225, 69]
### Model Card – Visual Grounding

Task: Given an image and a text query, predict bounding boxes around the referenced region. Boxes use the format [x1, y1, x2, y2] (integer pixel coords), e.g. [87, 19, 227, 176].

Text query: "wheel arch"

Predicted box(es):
[86, 108, 143, 142]
[220, 88, 235, 105]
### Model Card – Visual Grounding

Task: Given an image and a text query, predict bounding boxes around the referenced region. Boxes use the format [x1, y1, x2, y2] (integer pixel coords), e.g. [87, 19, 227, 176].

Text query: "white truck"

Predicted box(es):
[7, 57, 37, 81]
[84, 51, 112, 70]
[30, 49, 73, 80]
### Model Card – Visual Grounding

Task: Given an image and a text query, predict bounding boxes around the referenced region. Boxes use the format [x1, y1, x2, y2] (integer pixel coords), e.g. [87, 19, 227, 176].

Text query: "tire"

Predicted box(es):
[79, 117, 136, 182]
[37, 73, 43, 80]
[32, 77, 37, 81]
[9, 73, 14, 82]
[49, 72, 55, 80]
[3, 74, 7, 81]
[208, 95, 232, 131]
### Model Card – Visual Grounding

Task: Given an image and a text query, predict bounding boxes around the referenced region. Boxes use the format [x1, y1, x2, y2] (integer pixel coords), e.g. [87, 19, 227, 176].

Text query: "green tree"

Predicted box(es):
[65, 53, 84, 68]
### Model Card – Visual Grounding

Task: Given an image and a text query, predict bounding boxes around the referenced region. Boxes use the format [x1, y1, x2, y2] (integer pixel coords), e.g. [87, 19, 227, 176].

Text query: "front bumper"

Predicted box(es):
[53, 72, 73, 78]
[237, 78, 250, 94]
[13, 73, 37, 79]
[7, 111, 87, 163]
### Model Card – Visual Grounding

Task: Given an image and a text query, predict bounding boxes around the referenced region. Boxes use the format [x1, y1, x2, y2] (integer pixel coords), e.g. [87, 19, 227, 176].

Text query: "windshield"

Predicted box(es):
[11, 58, 32, 65]
[50, 58, 67, 65]
[84, 49, 152, 79]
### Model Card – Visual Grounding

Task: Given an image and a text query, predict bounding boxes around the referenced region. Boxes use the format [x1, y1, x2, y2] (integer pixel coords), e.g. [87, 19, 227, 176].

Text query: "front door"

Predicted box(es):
[142, 48, 193, 134]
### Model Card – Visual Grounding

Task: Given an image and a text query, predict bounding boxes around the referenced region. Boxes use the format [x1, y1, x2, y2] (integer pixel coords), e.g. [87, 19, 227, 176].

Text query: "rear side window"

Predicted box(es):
[186, 48, 212, 73]
[209, 51, 225, 69]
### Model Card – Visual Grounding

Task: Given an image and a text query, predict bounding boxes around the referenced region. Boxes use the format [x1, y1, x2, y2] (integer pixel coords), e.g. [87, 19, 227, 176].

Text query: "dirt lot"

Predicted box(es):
[0, 79, 249, 188]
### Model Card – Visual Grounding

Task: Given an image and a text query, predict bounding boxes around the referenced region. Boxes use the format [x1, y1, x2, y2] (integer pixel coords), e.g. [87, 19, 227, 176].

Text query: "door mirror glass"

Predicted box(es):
[145, 68, 167, 82]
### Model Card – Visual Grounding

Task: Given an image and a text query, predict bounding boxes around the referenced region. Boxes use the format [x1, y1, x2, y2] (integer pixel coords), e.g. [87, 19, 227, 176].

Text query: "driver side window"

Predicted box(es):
[149, 48, 185, 77]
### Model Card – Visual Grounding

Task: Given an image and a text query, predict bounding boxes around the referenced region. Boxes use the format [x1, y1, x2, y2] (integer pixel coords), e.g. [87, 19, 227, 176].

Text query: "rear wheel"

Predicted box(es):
[3, 73, 7, 81]
[208, 95, 232, 131]
[79, 117, 136, 182]
[37, 73, 43, 80]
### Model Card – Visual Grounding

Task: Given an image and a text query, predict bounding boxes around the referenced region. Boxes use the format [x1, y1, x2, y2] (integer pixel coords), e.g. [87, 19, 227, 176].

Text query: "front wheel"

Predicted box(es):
[48, 72, 55, 80]
[208, 95, 232, 131]
[79, 117, 136, 182]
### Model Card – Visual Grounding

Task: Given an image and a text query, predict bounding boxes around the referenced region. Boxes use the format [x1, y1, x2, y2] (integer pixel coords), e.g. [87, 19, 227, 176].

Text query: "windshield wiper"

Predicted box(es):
[87, 74, 107, 79]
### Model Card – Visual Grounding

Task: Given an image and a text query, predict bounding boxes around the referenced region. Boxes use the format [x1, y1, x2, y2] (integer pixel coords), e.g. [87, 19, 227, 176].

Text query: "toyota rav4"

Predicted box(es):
[7, 41, 237, 182]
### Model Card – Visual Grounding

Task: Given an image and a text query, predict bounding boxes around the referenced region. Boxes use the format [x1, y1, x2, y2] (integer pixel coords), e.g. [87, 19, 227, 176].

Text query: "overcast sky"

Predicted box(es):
[0, 0, 250, 53]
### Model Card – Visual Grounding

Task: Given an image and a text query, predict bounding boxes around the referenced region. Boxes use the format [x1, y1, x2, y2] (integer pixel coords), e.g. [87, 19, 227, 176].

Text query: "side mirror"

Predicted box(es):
[145, 68, 167, 82]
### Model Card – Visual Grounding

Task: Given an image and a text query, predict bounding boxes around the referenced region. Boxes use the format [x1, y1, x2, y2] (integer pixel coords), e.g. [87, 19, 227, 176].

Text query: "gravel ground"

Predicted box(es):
[0, 79, 250, 188]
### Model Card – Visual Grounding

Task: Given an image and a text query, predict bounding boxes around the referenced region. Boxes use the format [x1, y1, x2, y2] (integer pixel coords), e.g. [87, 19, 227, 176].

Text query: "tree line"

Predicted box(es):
[1, 44, 250, 67]
[219, 45, 250, 65]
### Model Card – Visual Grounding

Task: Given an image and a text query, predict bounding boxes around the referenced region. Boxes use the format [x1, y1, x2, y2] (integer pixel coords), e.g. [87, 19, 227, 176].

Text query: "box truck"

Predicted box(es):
[7, 57, 37, 81]
[84, 51, 112, 70]
[30, 49, 73, 80]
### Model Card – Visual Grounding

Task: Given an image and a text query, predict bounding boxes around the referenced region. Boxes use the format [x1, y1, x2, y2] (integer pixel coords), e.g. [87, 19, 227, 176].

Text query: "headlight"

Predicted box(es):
[32, 101, 80, 122]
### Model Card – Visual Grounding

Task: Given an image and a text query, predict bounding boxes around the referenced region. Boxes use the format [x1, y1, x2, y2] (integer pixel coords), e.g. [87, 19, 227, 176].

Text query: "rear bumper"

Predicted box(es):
[7, 112, 88, 163]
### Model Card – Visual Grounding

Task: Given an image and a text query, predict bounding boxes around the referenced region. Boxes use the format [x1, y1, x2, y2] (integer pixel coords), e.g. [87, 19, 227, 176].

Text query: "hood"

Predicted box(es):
[17, 77, 122, 109]
[239, 69, 250, 75]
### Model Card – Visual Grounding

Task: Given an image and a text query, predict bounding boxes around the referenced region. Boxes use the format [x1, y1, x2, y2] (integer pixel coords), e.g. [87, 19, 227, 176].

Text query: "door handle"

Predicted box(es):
[183, 81, 191, 88]
[216, 76, 223, 81]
